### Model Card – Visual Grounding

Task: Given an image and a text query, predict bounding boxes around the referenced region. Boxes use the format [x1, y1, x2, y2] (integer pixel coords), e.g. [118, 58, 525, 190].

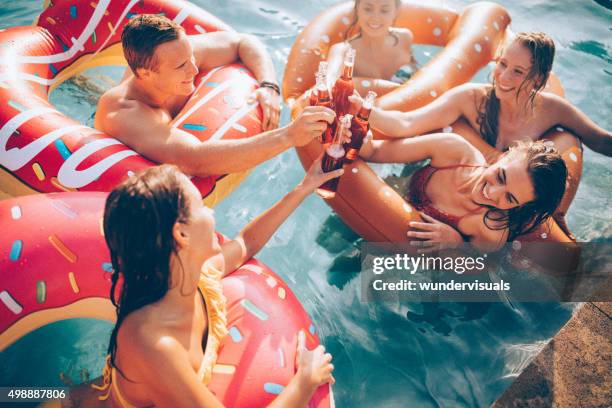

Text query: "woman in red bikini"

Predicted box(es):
[359, 134, 567, 251]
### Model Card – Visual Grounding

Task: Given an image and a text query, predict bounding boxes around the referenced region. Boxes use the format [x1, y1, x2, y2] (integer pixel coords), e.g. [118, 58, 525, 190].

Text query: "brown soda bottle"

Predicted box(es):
[332, 47, 356, 117]
[344, 91, 377, 164]
[316, 114, 353, 199]
[310, 70, 336, 145]
[311, 71, 335, 145]
[309, 61, 329, 106]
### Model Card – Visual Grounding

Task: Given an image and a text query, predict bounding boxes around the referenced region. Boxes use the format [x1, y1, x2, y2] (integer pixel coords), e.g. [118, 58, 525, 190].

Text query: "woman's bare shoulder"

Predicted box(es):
[391, 27, 414, 42]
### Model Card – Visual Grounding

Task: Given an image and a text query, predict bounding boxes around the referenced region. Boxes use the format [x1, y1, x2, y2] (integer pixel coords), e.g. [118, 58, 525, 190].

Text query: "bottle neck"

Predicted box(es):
[341, 63, 354, 80]
[357, 105, 372, 121]
[317, 87, 331, 102]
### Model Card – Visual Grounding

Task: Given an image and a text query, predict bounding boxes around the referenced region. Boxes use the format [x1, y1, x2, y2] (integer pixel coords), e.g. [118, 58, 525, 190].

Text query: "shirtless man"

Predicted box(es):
[95, 15, 334, 177]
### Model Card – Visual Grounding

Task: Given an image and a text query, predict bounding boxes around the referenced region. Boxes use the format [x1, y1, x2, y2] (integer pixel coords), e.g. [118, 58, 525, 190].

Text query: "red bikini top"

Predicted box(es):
[407, 164, 483, 231]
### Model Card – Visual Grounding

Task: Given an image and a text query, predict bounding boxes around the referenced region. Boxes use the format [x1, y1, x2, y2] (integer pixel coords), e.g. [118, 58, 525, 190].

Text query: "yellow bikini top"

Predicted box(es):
[92, 263, 228, 402]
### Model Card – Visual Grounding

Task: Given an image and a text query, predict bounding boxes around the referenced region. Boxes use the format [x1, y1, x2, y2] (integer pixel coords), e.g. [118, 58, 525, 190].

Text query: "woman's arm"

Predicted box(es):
[132, 331, 333, 408]
[549, 94, 612, 157]
[353, 77, 400, 97]
[350, 83, 479, 138]
[359, 132, 474, 167]
[220, 158, 343, 275]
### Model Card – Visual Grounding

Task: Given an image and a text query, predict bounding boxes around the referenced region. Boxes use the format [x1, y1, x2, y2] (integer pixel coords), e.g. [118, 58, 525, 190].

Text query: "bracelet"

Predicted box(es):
[259, 81, 281, 95]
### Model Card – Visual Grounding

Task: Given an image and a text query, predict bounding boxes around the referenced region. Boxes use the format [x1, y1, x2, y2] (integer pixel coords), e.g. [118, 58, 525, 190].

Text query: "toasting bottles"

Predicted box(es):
[310, 68, 335, 144]
[317, 114, 353, 199]
[344, 91, 377, 164]
[332, 47, 356, 117]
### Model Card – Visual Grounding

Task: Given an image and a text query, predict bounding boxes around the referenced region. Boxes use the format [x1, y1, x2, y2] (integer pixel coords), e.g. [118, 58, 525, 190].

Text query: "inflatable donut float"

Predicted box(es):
[0, 192, 332, 407]
[283, 1, 581, 271]
[0, 0, 264, 208]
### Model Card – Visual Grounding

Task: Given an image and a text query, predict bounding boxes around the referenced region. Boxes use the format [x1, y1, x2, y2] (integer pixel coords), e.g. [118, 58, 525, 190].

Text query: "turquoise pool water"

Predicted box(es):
[1, 0, 610, 406]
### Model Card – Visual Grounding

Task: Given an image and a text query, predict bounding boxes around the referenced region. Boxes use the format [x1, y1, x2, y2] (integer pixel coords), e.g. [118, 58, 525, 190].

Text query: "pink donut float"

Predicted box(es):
[0, 192, 332, 407]
[0, 0, 263, 207]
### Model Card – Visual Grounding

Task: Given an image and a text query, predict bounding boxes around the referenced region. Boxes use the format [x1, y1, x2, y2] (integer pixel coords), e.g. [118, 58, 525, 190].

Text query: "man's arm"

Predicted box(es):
[190, 31, 274, 83]
[190, 31, 280, 130]
[102, 102, 334, 177]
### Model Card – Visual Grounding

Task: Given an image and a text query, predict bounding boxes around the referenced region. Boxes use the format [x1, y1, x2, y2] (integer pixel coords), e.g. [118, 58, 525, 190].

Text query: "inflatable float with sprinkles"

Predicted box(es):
[283, 1, 582, 270]
[0, 0, 264, 207]
[0, 0, 333, 406]
[0, 193, 332, 406]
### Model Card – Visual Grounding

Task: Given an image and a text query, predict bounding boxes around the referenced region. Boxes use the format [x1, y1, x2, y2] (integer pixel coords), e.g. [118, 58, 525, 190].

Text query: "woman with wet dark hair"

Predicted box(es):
[94, 161, 341, 407]
[358, 134, 567, 250]
[350, 32, 611, 155]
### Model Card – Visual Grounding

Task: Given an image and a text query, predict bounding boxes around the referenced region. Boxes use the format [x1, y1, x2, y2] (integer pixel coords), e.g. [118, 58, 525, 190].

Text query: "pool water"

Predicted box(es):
[1, 1, 610, 406]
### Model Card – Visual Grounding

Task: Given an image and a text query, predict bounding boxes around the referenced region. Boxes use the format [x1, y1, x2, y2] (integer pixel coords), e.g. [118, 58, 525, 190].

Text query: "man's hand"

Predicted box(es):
[287, 106, 336, 147]
[251, 87, 281, 131]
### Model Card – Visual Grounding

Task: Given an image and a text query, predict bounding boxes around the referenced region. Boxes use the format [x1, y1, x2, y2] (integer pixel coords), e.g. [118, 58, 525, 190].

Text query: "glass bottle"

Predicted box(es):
[317, 114, 353, 199]
[332, 47, 356, 117]
[344, 91, 377, 164]
[309, 71, 335, 144]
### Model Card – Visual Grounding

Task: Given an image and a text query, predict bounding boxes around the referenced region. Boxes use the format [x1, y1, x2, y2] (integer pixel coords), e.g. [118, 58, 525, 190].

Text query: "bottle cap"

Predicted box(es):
[344, 47, 356, 66]
[363, 91, 377, 109]
[317, 61, 328, 74]
[341, 114, 353, 127]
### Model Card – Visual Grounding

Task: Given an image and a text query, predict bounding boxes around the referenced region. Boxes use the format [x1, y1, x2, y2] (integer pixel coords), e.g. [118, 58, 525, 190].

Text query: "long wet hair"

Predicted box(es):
[483, 141, 567, 241]
[344, 0, 402, 45]
[103, 165, 191, 370]
[477, 32, 556, 147]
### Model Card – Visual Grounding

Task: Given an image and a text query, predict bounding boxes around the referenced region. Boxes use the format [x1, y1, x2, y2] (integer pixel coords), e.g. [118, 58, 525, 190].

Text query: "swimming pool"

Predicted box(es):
[1, 0, 610, 406]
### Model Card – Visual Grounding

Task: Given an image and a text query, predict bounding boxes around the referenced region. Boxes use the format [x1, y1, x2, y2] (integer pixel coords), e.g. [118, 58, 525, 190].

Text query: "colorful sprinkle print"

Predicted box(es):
[32, 163, 45, 181]
[182, 123, 207, 131]
[10, 240, 23, 261]
[263, 383, 285, 395]
[68, 272, 80, 293]
[309, 324, 316, 335]
[54, 139, 71, 159]
[231, 123, 247, 133]
[48, 235, 77, 263]
[50, 177, 76, 192]
[241, 299, 269, 321]
[69, 5, 77, 19]
[277, 287, 286, 299]
[8, 100, 26, 112]
[278, 348, 285, 367]
[265, 276, 277, 288]
[10, 205, 21, 220]
[102, 262, 114, 273]
[212, 364, 236, 375]
[228, 326, 243, 343]
[36, 280, 47, 304]
[0, 291, 22, 315]
[51, 199, 77, 219]
[91, 30, 97, 44]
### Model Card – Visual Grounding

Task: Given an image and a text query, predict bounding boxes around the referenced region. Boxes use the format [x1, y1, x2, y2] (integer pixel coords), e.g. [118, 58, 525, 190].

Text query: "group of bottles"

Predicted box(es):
[309, 47, 376, 199]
